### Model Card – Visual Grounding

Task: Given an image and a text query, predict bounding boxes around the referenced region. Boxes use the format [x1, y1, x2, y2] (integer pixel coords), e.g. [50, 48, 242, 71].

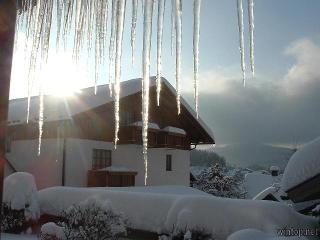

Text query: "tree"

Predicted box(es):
[192, 164, 245, 198]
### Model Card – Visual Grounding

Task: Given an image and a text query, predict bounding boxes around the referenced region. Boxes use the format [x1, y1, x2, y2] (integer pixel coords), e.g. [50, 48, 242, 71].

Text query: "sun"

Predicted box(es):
[39, 54, 89, 97]
[10, 32, 91, 99]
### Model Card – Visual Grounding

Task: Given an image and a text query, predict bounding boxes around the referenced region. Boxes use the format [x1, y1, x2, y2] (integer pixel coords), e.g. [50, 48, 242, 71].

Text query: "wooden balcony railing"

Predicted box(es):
[118, 126, 190, 150]
[87, 170, 137, 187]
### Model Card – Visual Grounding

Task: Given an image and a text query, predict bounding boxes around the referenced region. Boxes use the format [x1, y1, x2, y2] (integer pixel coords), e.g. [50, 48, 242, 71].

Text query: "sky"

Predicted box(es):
[9, 0, 320, 146]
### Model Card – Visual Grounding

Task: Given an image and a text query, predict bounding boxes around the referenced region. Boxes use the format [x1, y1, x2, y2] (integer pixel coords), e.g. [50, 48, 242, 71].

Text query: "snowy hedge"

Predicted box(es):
[1, 172, 40, 233]
[40, 197, 127, 240]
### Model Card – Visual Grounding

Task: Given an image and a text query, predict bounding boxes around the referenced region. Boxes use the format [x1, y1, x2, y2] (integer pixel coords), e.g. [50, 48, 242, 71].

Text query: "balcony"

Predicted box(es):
[118, 124, 190, 150]
[87, 167, 137, 187]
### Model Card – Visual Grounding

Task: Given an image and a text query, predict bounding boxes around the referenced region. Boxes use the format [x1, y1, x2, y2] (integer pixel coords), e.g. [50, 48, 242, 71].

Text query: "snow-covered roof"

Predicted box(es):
[270, 166, 280, 172]
[161, 126, 186, 135]
[244, 172, 274, 199]
[8, 77, 214, 141]
[281, 137, 320, 191]
[129, 121, 160, 130]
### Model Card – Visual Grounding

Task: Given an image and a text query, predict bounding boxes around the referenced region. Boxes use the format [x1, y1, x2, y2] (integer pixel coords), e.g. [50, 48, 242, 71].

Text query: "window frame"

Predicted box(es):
[92, 149, 112, 170]
[166, 154, 172, 171]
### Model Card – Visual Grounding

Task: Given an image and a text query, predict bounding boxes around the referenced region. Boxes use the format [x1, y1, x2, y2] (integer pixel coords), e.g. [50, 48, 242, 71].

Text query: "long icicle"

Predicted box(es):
[193, 0, 201, 118]
[171, 0, 176, 56]
[237, 0, 246, 86]
[56, 0, 63, 50]
[248, 0, 255, 76]
[156, 0, 165, 106]
[131, 0, 138, 65]
[39, 0, 54, 155]
[142, 0, 154, 186]
[94, 0, 105, 94]
[109, 0, 118, 97]
[114, 0, 126, 149]
[175, 0, 182, 114]
[27, 0, 46, 123]
[87, 0, 95, 55]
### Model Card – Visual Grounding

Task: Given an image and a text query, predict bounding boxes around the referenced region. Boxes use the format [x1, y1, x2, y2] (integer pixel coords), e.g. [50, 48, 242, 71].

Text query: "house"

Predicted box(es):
[281, 136, 320, 204]
[4, 77, 215, 189]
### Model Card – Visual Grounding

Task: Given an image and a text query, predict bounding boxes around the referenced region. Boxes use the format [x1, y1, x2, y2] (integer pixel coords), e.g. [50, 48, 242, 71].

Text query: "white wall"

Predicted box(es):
[6, 138, 190, 189]
[65, 139, 190, 187]
[6, 139, 63, 189]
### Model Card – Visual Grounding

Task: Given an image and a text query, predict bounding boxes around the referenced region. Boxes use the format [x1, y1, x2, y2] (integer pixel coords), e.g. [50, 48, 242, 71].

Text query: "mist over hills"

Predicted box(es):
[192, 144, 296, 171]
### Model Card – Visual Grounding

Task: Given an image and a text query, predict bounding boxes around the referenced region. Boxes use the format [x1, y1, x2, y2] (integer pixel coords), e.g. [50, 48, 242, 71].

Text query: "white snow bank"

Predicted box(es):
[227, 229, 308, 240]
[3, 172, 40, 220]
[162, 126, 186, 135]
[282, 137, 320, 191]
[38, 187, 316, 240]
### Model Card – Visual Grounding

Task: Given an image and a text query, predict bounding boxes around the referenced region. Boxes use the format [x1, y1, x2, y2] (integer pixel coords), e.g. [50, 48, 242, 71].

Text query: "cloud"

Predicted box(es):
[181, 38, 320, 145]
[282, 38, 320, 95]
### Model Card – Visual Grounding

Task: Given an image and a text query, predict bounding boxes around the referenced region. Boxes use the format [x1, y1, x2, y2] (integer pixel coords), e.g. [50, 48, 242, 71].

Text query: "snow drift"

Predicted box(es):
[38, 186, 317, 240]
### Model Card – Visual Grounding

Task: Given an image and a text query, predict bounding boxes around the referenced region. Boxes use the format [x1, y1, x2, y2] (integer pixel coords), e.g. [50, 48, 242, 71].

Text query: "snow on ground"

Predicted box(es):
[95, 185, 209, 195]
[227, 229, 309, 240]
[3, 172, 40, 220]
[0, 234, 37, 240]
[38, 186, 317, 240]
[282, 136, 320, 191]
[244, 172, 279, 199]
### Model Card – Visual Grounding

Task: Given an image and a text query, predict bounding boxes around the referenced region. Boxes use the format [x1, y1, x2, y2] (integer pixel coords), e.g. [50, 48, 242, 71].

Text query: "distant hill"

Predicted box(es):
[213, 144, 295, 171]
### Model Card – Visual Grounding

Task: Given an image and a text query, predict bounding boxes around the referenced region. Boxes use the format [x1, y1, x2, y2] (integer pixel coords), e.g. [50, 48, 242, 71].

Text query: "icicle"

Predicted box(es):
[131, 0, 138, 65]
[94, 0, 103, 94]
[41, 0, 54, 64]
[175, 0, 182, 114]
[237, 0, 246, 86]
[63, 0, 75, 47]
[156, 0, 165, 106]
[56, 0, 63, 49]
[73, 0, 87, 62]
[114, 0, 126, 149]
[248, 0, 255, 76]
[193, 0, 201, 118]
[38, 89, 44, 156]
[142, 0, 154, 186]
[109, 0, 118, 97]
[27, 0, 46, 123]
[171, 0, 176, 56]
[87, 0, 95, 55]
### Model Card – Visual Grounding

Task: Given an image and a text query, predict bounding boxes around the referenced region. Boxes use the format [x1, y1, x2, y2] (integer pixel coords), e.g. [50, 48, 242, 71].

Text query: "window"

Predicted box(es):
[5, 136, 11, 153]
[120, 111, 132, 126]
[166, 154, 172, 171]
[92, 149, 112, 170]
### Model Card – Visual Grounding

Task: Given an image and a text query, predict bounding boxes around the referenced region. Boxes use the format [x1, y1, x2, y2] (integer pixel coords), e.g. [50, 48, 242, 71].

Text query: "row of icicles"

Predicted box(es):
[14, 0, 255, 186]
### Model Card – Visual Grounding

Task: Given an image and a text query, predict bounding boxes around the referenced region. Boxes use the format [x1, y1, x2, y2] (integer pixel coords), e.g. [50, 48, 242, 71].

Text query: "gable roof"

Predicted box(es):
[8, 77, 214, 142]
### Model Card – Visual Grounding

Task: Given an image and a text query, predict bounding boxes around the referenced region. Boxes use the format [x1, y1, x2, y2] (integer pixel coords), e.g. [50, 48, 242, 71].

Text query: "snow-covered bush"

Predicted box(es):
[1, 172, 40, 233]
[40, 222, 65, 240]
[191, 164, 245, 198]
[57, 198, 127, 240]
